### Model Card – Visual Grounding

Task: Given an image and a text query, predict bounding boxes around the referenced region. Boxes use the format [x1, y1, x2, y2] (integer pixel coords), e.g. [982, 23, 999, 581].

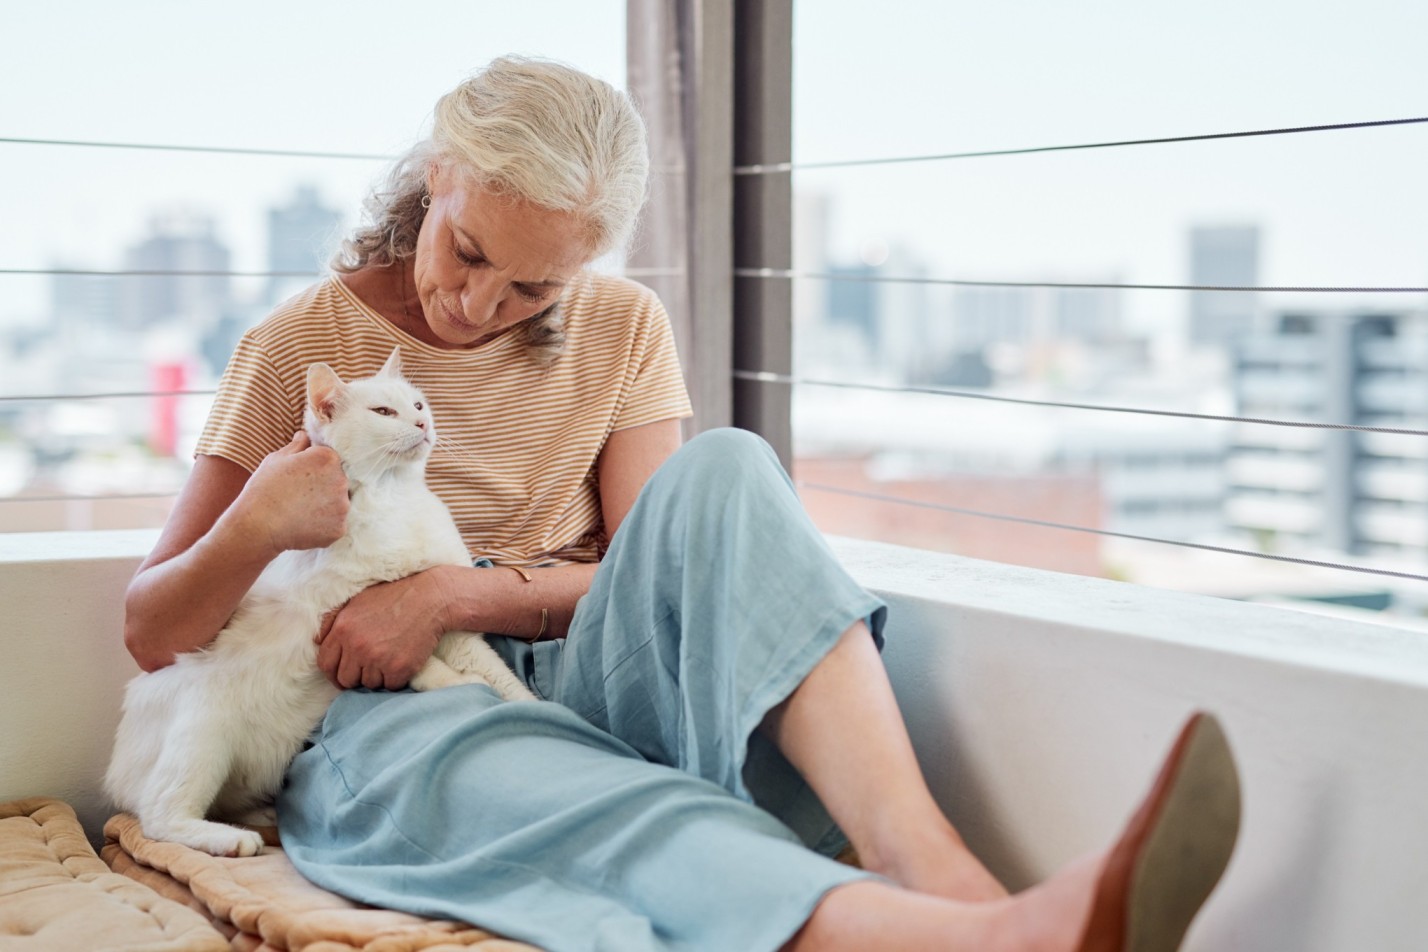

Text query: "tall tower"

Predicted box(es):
[1188, 225, 1260, 348]
[117, 212, 232, 330]
[267, 185, 342, 304]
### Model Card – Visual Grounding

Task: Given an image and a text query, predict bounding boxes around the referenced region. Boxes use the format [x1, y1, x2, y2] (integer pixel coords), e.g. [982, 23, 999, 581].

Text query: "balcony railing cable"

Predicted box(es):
[734, 270, 1428, 295]
[0, 390, 216, 403]
[797, 482, 1428, 584]
[0, 266, 684, 279]
[0, 136, 391, 161]
[733, 371, 1428, 437]
[738, 111, 1428, 589]
[734, 115, 1428, 174]
[6, 112, 1426, 592]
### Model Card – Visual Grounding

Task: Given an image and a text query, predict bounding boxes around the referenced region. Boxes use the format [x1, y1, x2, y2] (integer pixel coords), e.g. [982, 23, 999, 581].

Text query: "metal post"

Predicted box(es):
[732, 0, 794, 466]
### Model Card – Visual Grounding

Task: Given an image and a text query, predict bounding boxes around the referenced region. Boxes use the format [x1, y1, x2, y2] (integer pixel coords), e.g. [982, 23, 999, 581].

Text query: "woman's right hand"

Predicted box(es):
[237, 432, 350, 556]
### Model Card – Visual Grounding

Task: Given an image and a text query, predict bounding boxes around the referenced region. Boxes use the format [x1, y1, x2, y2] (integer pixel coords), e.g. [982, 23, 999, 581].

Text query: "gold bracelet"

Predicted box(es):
[506, 565, 547, 643]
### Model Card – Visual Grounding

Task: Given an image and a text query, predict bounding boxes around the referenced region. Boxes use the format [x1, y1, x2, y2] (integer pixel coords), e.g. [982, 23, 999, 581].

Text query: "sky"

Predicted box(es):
[3, 0, 1426, 341]
[1, 0, 626, 322]
[791, 0, 1428, 337]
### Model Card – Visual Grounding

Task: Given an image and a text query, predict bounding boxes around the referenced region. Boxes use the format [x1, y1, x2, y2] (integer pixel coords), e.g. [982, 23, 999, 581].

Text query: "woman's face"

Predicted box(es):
[410, 167, 592, 349]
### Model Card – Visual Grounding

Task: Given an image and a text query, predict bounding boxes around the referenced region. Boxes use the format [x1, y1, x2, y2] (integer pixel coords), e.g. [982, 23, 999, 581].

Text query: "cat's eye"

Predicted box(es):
[414, 402, 424, 411]
[371, 406, 397, 417]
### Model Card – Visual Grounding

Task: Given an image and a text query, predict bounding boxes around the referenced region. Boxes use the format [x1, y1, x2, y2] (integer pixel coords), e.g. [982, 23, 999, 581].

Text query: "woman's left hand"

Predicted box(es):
[315, 568, 456, 689]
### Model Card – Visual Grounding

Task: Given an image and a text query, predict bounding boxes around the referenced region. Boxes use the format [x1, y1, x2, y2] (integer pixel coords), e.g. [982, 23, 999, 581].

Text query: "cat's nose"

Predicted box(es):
[415, 420, 427, 429]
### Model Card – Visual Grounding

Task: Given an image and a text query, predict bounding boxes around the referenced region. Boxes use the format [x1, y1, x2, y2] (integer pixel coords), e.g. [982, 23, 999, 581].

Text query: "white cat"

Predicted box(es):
[105, 347, 535, 858]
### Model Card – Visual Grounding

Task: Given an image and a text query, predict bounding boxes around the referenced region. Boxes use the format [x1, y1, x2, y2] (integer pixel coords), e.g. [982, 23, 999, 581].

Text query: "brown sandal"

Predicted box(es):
[1077, 713, 1242, 952]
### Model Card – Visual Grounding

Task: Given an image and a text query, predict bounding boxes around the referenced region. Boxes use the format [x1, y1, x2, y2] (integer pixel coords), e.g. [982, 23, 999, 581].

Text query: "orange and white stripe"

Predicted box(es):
[196, 272, 692, 566]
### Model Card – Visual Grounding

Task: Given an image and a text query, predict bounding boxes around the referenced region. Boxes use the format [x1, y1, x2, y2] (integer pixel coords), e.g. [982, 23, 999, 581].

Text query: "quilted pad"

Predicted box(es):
[0, 797, 226, 950]
[102, 813, 541, 951]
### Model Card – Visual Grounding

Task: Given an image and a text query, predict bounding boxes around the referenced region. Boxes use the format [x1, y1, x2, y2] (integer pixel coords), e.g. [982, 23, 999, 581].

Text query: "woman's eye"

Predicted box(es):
[515, 286, 547, 303]
[371, 407, 397, 417]
[454, 246, 483, 267]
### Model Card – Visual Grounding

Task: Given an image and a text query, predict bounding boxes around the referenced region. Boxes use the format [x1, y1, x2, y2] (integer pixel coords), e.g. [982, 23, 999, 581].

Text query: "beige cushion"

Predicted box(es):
[0, 797, 227, 950]
[102, 813, 541, 951]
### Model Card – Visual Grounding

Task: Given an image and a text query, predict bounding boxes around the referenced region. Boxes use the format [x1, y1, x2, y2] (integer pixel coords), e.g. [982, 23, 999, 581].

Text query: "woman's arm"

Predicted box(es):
[314, 418, 684, 689]
[123, 433, 350, 670]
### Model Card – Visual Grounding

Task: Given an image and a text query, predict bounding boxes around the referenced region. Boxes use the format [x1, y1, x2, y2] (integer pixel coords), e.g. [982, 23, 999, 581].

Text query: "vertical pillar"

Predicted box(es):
[732, 0, 794, 466]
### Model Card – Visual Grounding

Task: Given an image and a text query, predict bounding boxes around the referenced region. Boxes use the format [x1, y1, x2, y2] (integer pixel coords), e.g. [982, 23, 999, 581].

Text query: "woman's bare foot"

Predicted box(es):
[791, 713, 1241, 952]
[860, 816, 1010, 901]
[788, 852, 1103, 952]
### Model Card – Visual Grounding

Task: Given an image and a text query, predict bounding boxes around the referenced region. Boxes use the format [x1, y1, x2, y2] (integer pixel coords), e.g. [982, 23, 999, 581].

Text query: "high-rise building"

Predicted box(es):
[117, 212, 232, 330]
[267, 184, 343, 304]
[1227, 308, 1428, 561]
[50, 265, 119, 342]
[1188, 225, 1260, 348]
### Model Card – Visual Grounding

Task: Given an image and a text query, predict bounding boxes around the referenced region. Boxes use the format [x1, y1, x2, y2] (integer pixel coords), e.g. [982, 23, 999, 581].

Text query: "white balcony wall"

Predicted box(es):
[3, 531, 1428, 950]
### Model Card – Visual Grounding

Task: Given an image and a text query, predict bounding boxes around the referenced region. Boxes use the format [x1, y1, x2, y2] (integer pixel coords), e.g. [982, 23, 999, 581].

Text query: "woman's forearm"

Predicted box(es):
[123, 503, 280, 671]
[433, 561, 600, 641]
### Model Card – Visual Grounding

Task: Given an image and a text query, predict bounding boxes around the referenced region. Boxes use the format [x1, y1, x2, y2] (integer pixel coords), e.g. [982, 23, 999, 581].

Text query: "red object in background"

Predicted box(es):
[150, 362, 186, 457]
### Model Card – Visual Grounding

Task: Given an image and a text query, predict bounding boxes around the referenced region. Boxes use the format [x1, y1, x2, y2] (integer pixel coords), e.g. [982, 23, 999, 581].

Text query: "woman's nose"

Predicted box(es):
[461, 270, 502, 324]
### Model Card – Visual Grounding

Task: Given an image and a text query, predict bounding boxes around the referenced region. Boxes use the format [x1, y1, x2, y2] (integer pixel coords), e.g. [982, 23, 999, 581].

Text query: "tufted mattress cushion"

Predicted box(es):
[0, 797, 227, 950]
[101, 813, 542, 951]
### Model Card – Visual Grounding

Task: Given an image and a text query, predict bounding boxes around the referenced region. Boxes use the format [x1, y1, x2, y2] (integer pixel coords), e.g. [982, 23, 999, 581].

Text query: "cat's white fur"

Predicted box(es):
[104, 347, 535, 857]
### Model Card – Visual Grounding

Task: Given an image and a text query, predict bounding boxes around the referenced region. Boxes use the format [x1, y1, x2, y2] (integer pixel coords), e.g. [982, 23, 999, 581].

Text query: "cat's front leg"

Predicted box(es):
[138, 726, 266, 857]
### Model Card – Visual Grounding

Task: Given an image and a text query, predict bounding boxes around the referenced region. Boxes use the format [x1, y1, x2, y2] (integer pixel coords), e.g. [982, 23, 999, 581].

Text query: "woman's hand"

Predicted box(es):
[238, 432, 349, 556]
[314, 567, 458, 690]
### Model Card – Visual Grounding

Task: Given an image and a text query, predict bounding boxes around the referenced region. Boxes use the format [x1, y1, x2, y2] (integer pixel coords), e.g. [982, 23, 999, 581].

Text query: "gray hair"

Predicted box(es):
[333, 56, 650, 363]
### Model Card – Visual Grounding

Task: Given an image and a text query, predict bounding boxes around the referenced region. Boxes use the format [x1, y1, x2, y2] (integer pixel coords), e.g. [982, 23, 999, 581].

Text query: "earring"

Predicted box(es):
[420, 193, 432, 209]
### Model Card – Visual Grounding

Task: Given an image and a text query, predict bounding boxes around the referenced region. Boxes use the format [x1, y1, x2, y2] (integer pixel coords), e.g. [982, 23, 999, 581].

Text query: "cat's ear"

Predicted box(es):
[377, 347, 403, 379]
[306, 363, 347, 422]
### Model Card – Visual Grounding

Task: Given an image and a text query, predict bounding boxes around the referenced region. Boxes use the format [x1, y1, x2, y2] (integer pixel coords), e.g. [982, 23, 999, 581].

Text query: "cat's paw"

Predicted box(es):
[210, 828, 266, 858]
[159, 820, 266, 857]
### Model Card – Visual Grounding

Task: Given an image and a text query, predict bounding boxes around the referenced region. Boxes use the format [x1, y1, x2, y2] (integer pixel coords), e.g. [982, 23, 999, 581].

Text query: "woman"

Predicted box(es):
[122, 56, 1240, 952]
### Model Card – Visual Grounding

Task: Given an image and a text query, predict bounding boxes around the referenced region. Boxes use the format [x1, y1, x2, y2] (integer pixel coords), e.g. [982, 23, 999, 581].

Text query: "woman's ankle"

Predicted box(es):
[860, 814, 1009, 902]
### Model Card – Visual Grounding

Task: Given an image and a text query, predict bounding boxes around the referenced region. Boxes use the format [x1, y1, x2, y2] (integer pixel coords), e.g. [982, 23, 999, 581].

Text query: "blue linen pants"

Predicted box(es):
[277, 428, 889, 952]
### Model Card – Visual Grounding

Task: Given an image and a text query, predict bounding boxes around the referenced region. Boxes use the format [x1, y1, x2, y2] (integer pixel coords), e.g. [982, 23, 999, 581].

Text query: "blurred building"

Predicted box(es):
[1228, 308, 1428, 562]
[50, 265, 119, 344]
[794, 386, 1227, 569]
[950, 284, 1123, 350]
[267, 184, 342, 305]
[118, 211, 232, 331]
[1188, 225, 1260, 348]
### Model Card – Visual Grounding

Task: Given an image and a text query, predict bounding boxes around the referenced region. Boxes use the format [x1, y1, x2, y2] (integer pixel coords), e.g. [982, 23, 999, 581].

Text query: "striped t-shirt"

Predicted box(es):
[195, 273, 693, 566]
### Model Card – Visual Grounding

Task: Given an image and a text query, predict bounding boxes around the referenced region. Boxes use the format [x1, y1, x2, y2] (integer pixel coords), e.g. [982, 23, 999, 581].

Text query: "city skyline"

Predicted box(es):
[4, 1, 1425, 341]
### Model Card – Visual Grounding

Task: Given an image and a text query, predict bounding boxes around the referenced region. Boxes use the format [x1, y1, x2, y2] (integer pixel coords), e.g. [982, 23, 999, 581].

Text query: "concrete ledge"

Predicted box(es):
[829, 536, 1428, 952]
[1, 530, 1425, 949]
[0, 530, 155, 847]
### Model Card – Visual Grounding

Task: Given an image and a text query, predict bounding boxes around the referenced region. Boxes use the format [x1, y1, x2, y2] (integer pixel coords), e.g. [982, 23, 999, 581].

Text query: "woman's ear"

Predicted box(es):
[306, 363, 347, 422]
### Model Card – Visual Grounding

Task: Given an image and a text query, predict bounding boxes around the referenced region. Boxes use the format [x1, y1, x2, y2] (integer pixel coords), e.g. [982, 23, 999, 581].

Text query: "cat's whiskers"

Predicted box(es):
[433, 436, 498, 478]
